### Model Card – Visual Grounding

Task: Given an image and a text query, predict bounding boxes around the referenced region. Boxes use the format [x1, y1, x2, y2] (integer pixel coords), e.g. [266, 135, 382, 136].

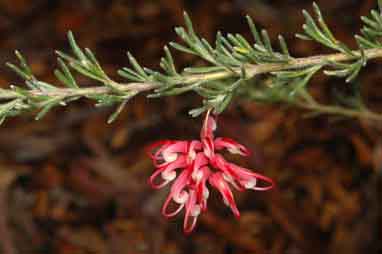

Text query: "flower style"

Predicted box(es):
[148, 110, 274, 233]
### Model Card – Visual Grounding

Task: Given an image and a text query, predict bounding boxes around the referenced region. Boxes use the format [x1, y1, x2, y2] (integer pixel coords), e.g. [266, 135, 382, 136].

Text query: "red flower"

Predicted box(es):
[148, 110, 274, 233]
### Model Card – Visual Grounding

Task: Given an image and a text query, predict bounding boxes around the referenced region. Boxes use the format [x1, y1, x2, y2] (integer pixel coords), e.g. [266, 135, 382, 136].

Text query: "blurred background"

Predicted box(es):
[0, 0, 381, 253]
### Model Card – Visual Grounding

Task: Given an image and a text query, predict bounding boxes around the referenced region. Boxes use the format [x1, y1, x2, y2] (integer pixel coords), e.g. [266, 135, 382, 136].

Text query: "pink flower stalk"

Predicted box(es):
[148, 110, 274, 233]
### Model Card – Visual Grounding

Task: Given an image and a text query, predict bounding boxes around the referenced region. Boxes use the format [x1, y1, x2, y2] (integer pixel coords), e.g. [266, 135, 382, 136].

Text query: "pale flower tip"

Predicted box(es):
[191, 205, 201, 217]
[161, 170, 176, 181]
[253, 175, 276, 191]
[188, 150, 196, 162]
[173, 191, 189, 204]
[183, 214, 198, 234]
[149, 170, 172, 189]
[244, 178, 257, 189]
[227, 147, 245, 155]
[191, 169, 203, 182]
[162, 193, 187, 218]
[203, 188, 210, 199]
[163, 152, 178, 163]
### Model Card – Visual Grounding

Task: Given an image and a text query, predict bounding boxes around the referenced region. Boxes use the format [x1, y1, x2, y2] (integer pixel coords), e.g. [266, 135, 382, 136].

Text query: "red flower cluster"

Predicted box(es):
[148, 111, 274, 233]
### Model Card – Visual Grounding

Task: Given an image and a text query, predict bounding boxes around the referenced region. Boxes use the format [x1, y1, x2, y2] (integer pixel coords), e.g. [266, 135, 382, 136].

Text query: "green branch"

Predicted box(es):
[1, 2, 382, 124]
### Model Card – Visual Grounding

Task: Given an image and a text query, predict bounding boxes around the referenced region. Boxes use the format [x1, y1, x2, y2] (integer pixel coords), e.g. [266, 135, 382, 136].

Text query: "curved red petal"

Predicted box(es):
[226, 163, 275, 191]
[146, 140, 171, 159]
[195, 166, 211, 211]
[148, 156, 187, 189]
[168, 169, 191, 200]
[183, 190, 199, 234]
[147, 140, 189, 167]
[209, 172, 240, 218]
[161, 194, 185, 218]
[252, 174, 275, 191]
[163, 141, 189, 154]
[188, 140, 202, 152]
[214, 137, 251, 156]
[148, 168, 170, 189]
[193, 153, 208, 171]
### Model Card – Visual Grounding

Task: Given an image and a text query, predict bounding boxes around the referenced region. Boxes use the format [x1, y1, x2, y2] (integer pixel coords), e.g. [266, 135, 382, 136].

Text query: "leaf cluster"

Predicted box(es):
[1, 2, 382, 124]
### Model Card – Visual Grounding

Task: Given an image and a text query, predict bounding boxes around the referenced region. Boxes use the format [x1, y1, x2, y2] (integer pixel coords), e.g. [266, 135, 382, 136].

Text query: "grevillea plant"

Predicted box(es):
[0, 2, 382, 232]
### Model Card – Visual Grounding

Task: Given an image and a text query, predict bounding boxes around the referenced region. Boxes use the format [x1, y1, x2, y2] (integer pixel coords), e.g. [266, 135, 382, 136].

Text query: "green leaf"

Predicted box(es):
[246, 15, 263, 46]
[169, 42, 197, 55]
[69, 62, 105, 82]
[214, 93, 233, 114]
[302, 11, 334, 48]
[127, 52, 148, 79]
[33, 81, 58, 91]
[355, 35, 378, 49]
[35, 97, 63, 120]
[273, 66, 320, 79]
[183, 12, 198, 42]
[261, 29, 273, 53]
[278, 35, 291, 57]
[289, 65, 322, 97]
[55, 58, 78, 88]
[161, 46, 178, 75]
[313, 2, 337, 43]
[0, 99, 20, 124]
[324, 57, 365, 83]
[217, 32, 234, 50]
[189, 105, 208, 117]
[15, 50, 33, 76]
[295, 33, 312, 41]
[118, 68, 147, 82]
[371, 10, 382, 26]
[300, 4, 353, 55]
[6, 50, 35, 81]
[361, 16, 380, 30]
[107, 99, 128, 124]
[67, 31, 87, 62]
[149, 81, 203, 97]
[6, 62, 31, 80]
[55, 50, 77, 63]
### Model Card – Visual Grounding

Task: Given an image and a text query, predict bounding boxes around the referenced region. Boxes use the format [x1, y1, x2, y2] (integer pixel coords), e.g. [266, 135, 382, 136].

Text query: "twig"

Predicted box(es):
[1, 3, 382, 122]
[2, 48, 382, 122]
[296, 101, 382, 122]
[2, 48, 382, 101]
